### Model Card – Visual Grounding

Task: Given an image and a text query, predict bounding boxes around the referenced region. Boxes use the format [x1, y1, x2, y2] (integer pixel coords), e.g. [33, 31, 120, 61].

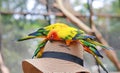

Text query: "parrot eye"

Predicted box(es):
[51, 35, 53, 38]
[50, 34, 54, 40]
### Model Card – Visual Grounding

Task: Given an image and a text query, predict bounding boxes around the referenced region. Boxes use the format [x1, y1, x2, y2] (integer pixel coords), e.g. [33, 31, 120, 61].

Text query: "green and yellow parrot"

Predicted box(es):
[18, 23, 95, 58]
[18, 23, 94, 44]
[18, 23, 110, 73]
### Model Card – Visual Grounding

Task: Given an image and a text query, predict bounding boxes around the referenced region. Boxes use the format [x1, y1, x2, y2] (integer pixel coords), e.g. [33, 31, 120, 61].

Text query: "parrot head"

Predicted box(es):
[47, 30, 61, 41]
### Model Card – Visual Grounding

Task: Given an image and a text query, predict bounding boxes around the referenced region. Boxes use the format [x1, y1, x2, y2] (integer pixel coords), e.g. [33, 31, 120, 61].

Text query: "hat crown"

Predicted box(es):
[43, 41, 84, 60]
[22, 41, 90, 73]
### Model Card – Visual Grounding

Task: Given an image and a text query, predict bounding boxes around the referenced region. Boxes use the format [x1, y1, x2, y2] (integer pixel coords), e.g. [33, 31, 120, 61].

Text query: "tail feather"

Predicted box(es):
[89, 49, 108, 73]
[84, 46, 108, 73]
[94, 56, 109, 73]
[17, 36, 36, 41]
[90, 47, 103, 58]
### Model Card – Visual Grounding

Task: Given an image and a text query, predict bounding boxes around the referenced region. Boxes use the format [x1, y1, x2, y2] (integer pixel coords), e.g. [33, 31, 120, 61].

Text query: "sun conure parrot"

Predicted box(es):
[18, 23, 109, 73]
[18, 23, 95, 58]
[18, 23, 94, 44]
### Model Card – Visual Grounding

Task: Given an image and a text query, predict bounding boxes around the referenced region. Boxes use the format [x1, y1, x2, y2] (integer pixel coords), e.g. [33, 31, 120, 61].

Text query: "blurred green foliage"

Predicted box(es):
[1, 15, 49, 73]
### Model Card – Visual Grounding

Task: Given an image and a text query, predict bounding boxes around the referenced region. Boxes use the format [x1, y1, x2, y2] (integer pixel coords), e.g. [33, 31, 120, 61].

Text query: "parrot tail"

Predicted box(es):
[17, 36, 36, 41]
[94, 56, 109, 73]
[87, 49, 108, 73]
[90, 47, 103, 58]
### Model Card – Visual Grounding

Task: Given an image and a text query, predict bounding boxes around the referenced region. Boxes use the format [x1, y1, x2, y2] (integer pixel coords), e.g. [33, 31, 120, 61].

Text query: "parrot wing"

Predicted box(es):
[73, 34, 95, 40]
[73, 30, 95, 40]
[86, 39, 111, 50]
[28, 28, 49, 37]
[80, 40, 103, 58]
[32, 39, 48, 58]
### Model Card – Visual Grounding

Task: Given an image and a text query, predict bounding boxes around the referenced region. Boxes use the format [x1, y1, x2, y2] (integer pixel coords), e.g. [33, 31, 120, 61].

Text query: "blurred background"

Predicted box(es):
[0, 0, 120, 73]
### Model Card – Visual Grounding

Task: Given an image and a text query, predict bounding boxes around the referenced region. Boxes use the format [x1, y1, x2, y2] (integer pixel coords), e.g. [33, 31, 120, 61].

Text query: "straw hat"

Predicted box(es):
[22, 41, 90, 73]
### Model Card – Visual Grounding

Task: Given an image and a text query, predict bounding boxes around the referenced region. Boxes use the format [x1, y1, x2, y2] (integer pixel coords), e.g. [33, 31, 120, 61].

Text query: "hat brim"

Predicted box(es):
[22, 58, 90, 73]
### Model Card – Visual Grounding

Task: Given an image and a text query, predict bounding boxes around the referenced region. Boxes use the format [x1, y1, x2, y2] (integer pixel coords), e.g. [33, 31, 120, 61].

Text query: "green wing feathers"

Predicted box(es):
[86, 39, 111, 50]
[32, 39, 48, 58]
[28, 28, 48, 36]
[80, 40, 103, 58]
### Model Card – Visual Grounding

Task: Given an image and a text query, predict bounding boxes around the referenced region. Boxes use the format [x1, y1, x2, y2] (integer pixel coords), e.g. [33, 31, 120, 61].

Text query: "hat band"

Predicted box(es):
[42, 51, 83, 66]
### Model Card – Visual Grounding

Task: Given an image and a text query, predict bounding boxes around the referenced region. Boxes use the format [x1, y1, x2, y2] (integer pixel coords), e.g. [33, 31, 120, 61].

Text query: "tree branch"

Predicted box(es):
[56, 0, 92, 33]
[56, 0, 120, 71]
[88, 0, 120, 71]
[0, 11, 120, 18]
